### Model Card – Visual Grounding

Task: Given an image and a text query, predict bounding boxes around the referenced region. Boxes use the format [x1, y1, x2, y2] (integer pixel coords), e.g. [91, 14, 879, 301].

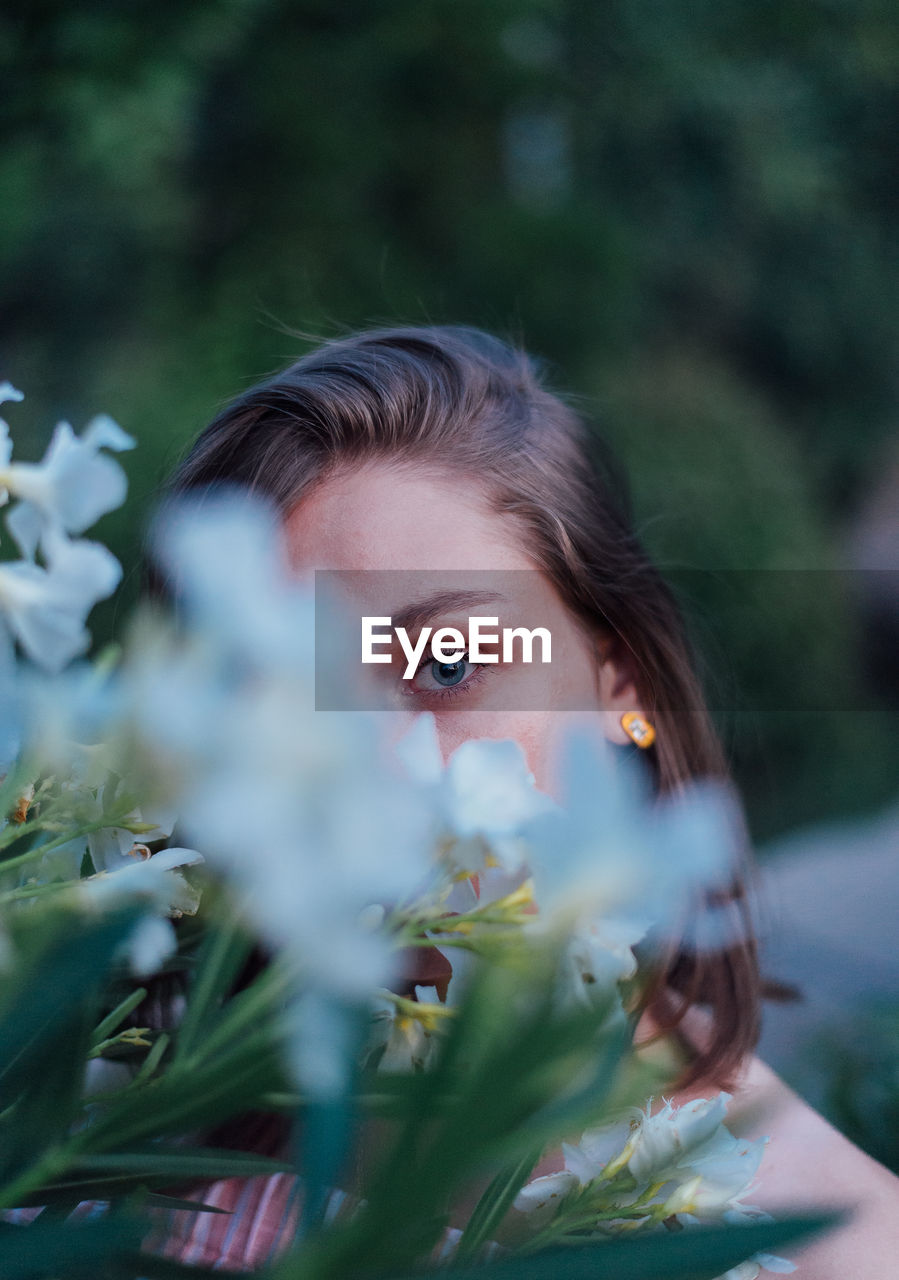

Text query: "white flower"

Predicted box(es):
[627, 1092, 734, 1185]
[560, 1115, 636, 1185]
[514, 1113, 638, 1226]
[14, 657, 121, 776]
[443, 735, 545, 837]
[0, 382, 25, 506]
[33, 835, 90, 884]
[391, 708, 444, 786]
[0, 659, 20, 768]
[0, 391, 128, 672]
[575, 1095, 759, 1203]
[0, 381, 25, 410]
[131, 492, 439, 1097]
[751, 1253, 796, 1274]
[522, 728, 740, 940]
[2, 414, 134, 560]
[559, 915, 646, 1009]
[72, 846, 203, 979]
[286, 990, 359, 1100]
[599, 1093, 771, 1228]
[671, 1129, 769, 1217]
[120, 913, 178, 977]
[368, 985, 444, 1074]
[394, 711, 555, 875]
[512, 1171, 579, 1226]
[0, 532, 121, 672]
[515, 1095, 781, 1268]
[164, 687, 434, 998]
[81, 846, 204, 917]
[87, 826, 148, 874]
[151, 488, 320, 671]
[87, 792, 178, 875]
[396, 721, 665, 1008]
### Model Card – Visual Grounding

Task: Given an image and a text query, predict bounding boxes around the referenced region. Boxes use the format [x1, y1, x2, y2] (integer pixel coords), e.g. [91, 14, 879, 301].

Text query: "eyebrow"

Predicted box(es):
[390, 590, 505, 635]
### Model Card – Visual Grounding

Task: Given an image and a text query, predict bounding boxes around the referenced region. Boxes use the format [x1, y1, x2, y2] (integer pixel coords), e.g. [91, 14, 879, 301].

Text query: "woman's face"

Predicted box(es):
[284, 460, 641, 799]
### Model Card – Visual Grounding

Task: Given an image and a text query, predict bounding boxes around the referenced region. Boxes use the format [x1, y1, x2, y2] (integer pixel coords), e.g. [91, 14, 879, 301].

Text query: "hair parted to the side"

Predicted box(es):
[154, 323, 761, 1113]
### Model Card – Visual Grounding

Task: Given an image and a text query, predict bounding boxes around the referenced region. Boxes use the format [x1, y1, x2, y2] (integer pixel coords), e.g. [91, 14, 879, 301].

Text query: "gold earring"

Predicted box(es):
[620, 710, 656, 749]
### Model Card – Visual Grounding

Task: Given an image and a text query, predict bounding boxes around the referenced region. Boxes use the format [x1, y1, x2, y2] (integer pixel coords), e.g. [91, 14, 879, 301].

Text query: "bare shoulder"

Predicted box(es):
[649, 1005, 899, 1278]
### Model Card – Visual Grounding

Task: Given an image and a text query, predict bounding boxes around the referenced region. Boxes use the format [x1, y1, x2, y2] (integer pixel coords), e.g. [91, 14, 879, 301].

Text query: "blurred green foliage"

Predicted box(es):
[1, 0, 896, 838]
[813, 1000, 899, 1175]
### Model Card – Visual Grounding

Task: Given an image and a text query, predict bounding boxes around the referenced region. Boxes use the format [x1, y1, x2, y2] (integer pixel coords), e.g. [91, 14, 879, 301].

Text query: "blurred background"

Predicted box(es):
[2, 0, 897, 1157]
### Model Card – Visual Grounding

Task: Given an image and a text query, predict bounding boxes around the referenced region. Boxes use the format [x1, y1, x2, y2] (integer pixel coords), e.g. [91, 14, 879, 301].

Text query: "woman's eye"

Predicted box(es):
[410, 652, 479, 695]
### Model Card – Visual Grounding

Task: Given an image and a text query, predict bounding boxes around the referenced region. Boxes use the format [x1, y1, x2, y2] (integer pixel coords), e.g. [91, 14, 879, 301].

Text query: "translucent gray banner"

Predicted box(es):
[313, 568, 895, 714]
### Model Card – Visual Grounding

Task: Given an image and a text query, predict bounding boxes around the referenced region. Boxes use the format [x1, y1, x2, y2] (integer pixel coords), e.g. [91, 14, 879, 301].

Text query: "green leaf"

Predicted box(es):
[131, 1031, 171, 1085]
[0, 1001, 96, 1185]
[0, 1215, 145, 1280]
[71, 1148, 295, 1179]
[385, 1215, 840, 1280]
[0, 905, 143, 1110]
[11, 1148, 291, 1210]
[91, 987, 149, 1047]
[11, 1177, 235, 1210]
[172, 897, 256, 1068]
[80, 1030, 288, 1152]
[314, 954, 641, 1277]
[114, 1248, 252, 1279]
[454, 1147, 541, 1262]
[142, 1192, 232, 1214]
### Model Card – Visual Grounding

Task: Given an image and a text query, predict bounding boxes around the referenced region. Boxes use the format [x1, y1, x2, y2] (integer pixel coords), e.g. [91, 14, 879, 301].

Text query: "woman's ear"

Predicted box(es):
[594, 631, 646, 746]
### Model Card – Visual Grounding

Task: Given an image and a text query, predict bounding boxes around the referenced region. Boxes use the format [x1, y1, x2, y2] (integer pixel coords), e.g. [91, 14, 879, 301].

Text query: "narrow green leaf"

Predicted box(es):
[130, 1031, 171, 1086]
[142, 1192, 232, 1213]
[454, 1147, 541, 1262]
[173, 904, 255, 1067]
[72, 1148, 295, 1179]
[81, 1034, 287, 1151]
[92, 987, 149, 1047]
[387, 1215, 841, 1280]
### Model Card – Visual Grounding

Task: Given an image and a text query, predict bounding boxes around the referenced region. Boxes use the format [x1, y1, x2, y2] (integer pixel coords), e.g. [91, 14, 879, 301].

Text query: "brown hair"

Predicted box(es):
[156, 324, 760, 1124]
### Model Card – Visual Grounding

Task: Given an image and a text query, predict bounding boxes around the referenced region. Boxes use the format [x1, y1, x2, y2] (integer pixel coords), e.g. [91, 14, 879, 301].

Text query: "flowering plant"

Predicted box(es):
[0, 389, 831, 1278]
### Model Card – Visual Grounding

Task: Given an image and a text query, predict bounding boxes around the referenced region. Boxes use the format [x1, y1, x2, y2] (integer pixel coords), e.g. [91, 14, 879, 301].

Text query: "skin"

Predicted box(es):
[285, 458, 640, 792]
[284, 459, 899, 1278]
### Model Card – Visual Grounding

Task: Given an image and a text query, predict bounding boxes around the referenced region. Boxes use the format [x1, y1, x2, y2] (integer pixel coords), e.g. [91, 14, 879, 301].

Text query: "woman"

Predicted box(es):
[150, 325, 899, 1274]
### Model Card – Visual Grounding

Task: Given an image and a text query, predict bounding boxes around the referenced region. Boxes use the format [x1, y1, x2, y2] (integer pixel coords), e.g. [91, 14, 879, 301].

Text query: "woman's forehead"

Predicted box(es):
[282, 458, 539, 574]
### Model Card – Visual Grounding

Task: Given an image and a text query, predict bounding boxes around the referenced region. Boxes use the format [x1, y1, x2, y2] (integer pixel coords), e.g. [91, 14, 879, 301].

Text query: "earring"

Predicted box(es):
[620, 710, 656, 749]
